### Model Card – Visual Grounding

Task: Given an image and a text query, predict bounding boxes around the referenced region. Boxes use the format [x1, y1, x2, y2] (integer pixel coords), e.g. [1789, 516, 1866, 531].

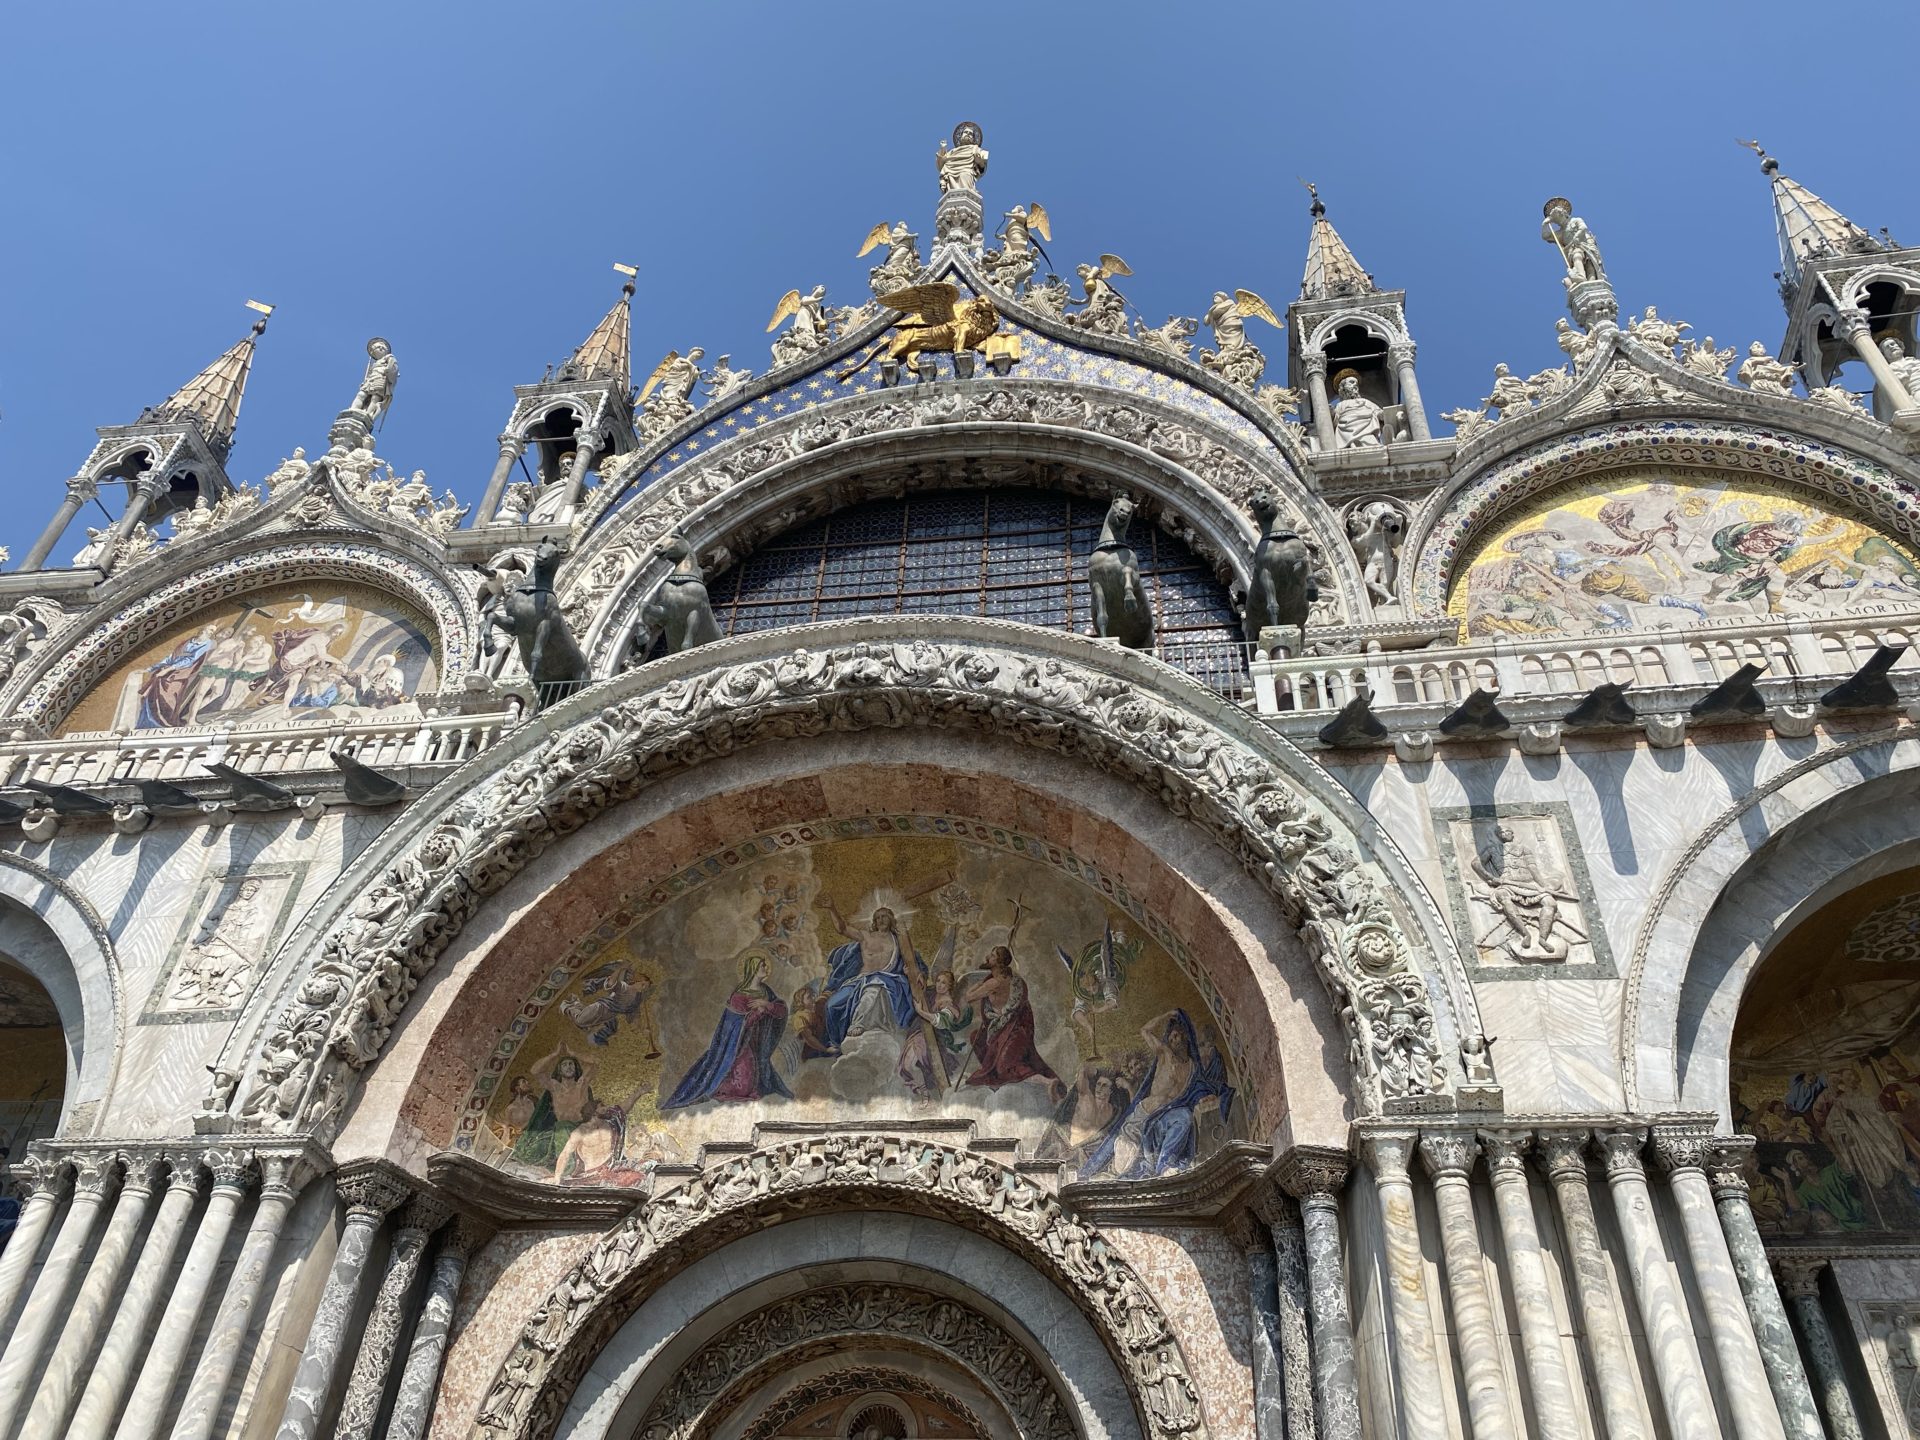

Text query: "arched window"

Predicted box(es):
[0, 958, 64, 1236]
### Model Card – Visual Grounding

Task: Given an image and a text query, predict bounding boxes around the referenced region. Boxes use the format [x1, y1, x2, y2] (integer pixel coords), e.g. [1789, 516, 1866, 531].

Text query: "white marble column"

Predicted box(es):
[0, 1155, 67, 1343]
[1706, 1139, 1825, 1440]
[1420, 1131, 1518, 1440]
[1357, 1130, 1448, 1440]
[66, 1154, 207, 1440]
[118, 1149, 255, 1440]
[15, 1153, 163, 1440]
[479, 432, 526, 525]
[274, 1169, 412, 1440]
[1836, 308, 1915, 412]
[1651, 1126, 1786, 1440]
[385, 1218, 487, 1440]
[1388, 340, 1431, 440]
[1279, 1148, 1361, 1440]
[22, 476, 98, 570]
[333, 1193, 449, 1440]
[558, 429, 601, 516]
[1303, 351, 1336, 452]
[1596, 1128, 1720, 1440]
[1480, 1131, 1585, 1437]
[1538, 1131, 1648, 1440]
[169, 1152, 310, 1440]
[1775, 1260, 1866, 1440]
[0, 1150, 120, 1425]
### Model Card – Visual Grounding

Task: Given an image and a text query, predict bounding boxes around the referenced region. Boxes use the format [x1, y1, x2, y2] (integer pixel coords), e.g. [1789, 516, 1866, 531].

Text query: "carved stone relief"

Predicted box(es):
[141, 862, 307, 1024]
[1433, 803, 1616, 981]
[1864, 1302, 1920, 1439]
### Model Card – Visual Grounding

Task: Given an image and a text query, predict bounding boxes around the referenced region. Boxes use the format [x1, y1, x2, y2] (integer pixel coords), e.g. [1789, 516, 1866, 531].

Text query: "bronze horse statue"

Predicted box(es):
[481, 537, 592, 708]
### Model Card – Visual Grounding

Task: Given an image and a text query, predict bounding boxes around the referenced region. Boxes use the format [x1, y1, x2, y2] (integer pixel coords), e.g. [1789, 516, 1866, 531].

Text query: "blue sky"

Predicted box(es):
[2, 3, 1915, 563]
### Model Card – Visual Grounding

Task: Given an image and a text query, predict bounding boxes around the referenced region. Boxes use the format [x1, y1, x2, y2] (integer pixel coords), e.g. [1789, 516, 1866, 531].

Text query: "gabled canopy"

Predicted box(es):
[1300, 186, 1374, 301]
[561, 280, 633, 388]
[1752, 146, 1881, 287]
[155, 317, 265, 458]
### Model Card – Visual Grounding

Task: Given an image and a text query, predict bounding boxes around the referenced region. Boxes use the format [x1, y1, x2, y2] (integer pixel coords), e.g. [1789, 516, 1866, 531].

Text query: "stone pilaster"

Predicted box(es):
[1596, 1128, 1720, 1440]
[1278, 1147, 1361, 1440]
[333, 1193, 449, 1440]
[1537, 1131, 1648, 1440]
[1706, 1139, 1825, 1440]
[0, 1155, 68, 1342]
[0, 1151, 120, 1430]
[384, 1218, 490, 1440]
[1480, 1131, 1585, 1437]
[1420, 1131, 1518, 1440]
[1356, 1130, 1448, 1440]
[1775, 1260, 1866, 1440]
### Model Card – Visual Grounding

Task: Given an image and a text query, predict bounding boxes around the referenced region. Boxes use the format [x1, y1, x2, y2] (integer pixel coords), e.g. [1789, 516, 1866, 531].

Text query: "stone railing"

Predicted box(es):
[0, 709, 516, 789]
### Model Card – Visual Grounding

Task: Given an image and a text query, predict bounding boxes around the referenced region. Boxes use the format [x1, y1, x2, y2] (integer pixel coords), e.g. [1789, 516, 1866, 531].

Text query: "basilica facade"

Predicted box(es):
[3, 124, 1920, 1440]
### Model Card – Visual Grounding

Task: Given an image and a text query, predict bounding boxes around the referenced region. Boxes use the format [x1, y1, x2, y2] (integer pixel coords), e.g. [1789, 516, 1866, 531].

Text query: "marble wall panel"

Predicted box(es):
[1101, 1224, 1253, 1440]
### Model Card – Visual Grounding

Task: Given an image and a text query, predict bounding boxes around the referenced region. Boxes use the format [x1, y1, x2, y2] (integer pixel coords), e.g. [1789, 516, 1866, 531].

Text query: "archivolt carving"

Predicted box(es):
[738, 1367, 991, 1440]
[639, 1288, 1056, 1440]
[471, 1138, 1199, 1440]
[228, 621, 1457, 1140]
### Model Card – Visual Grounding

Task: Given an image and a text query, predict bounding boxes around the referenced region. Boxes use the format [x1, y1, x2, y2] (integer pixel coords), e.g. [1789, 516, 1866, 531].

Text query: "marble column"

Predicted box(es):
[22, 476, 98, 571]
[19, 1154, 168, 1440]
[1358, 1130, 1448, 1440]
[1836, 308, 1915, 412]
[0, 1151, 120, 1425]
[333, 1193, 449, 1440]
[1236, 1217, 1288, 1440]
[1776, 1260, 1866, 1440]
[100, 472, 167, 576]
[558, 429, 601, 516]
[169, 1153, 310, 1440]
[385, 1218, 489, 1440]
[66, 1154, 208, 1440]
[479, 432, 527, 525]
[119, 1149, 255, 1440]
[1249, 1193, 1317, 1440]
[1303, 351, 1336, 452]
[1420, 1132, 1518, 1440]
[274, 1170, 412, 1440]
[0, 1155, 68, 1343]
[1706, 1139, 1825, 1440]
[1596, 1129, 1720, 1440]
[1389, 341, 1431, 440]
[1538, 1132, 1648, 1440]
[1279, 1148, 1361, 1440]
[1480, 1131, 1585, 1437]
[1651, 1126, 1786, 1440]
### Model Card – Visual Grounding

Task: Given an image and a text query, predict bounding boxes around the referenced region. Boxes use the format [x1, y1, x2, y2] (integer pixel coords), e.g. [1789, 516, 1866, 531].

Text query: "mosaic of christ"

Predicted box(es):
[58, 583, 438, 736]
[468, 828, 1245, 1189]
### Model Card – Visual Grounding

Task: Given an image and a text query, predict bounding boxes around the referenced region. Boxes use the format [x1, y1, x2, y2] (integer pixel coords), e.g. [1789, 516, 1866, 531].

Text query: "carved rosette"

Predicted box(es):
[468, 1138, 1205, 1440]
[234, 625, 1452, 1137]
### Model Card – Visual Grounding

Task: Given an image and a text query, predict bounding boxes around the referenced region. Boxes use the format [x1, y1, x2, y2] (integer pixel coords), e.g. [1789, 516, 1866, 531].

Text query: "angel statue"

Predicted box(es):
[767, 285, 831, 368]
[637, 348, 704, 440]
[1066, 256, 1133, 337]
[859, 221, 921, 298]
[701, 354, 754, 404]
[936, 121, 989, 194]
[984, 203, 1051, 293]
[1199, 289, 1282, 392]
[837, 284, 1000, 380]
[1541, 198, 1605, 285]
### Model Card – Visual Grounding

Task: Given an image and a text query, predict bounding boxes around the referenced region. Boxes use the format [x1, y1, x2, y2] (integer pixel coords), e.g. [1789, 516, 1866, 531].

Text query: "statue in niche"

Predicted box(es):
[1087, 496, 1154, 649]
[1243, 491, 1316, 643]
[640, 534, 722, 654]
[1541, 197, 1606, 284]
[1468, 821, 1584, 963]
[1331, 373, 1385, 449]
[481, 536, 592, 706]
[935, 121, 988, 194]
[1346, 498, 1408, 606]
[350, 337, 399, 423]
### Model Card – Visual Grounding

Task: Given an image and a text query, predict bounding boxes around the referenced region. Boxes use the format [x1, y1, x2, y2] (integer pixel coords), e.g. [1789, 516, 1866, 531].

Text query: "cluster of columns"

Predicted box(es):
[1354, 1122, 1833, 1440]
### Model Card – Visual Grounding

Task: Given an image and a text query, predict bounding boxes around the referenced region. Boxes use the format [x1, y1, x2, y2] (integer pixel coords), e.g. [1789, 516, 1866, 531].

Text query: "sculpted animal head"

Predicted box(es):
[1105, 496, 1136, 531]
[655, 533, 693, 564]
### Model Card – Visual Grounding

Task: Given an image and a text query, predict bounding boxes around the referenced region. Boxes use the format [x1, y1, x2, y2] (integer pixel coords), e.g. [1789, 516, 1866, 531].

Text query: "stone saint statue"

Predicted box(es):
[351, 337, 400, 422]
[1541, 198, 1605, 284]
[1332, 374, 1385, 449]
[1737, 341, 1798, 396]
[1879, 337, 1920, 411]
[936, 121, 988, 194]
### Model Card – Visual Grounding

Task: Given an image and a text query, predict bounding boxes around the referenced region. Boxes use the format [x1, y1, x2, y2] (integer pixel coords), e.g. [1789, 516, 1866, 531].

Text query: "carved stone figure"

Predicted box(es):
[0, 608, 44, 683]
[1527, 366, 1573, 401]
[1627, 305, 1689, 353]
[767, 286, 831, 367]
[982, 202, 1049, 292]
[1331, 374, 1384, 449]
[493, 481, 534, 524]
[1087, 497, 1154, 650]
[72, 527, 111, 569]
[1807, 384, 1867, 413]
[702, 354, 753, 403]
[351, 337, 400, 422]
[1468, 822, 1581, 963]
[1486, 363, 1534, 416]
[1065, 256, 1132, 337]
[935, 121, 988, 194]
[113, 523, 158, 569]
[1541, 197, 1605, 283]
[1135, 315, 1197, 361]
[481, 537, 593, 705]
[1199, 289, 1280, 392]
[265, 447, 310, 490]
[1681, 336, 1736, 381]
[859, 220, 921, 297]
[639, 348, 704, 439]
[640, 535, 722, 655]
[1347, 499, 1408, 607]
[1880, 337, 1920, 408]
[1245, 492, 1317, 644]
[1736, 342, 1797, 395]
[1443, 405, 1490, 441]
[1555, 317, 1597, 370]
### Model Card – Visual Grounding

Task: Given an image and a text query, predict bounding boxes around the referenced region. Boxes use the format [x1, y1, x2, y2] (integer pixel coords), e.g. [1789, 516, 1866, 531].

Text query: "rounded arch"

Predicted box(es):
[0, 851, 125, 1135]
[1623, 731, 1920, 1116]
[471, 1143, 1193, 1440]
[9, 537, 476, 731]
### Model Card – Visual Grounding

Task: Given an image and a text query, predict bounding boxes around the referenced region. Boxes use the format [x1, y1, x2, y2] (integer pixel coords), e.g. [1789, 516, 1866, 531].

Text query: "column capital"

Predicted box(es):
[1594, 1126, 1650, 1178]
[1478, 1128, 1533, 1176]
[1534, 1127, 1594, 1180]
[119, 1151, 171, 1196]
[497, 432, 526, 457]
[64, 475, 99, 504]
[445, 1213, 497, 1260]
[572, 428, 602, 454]
[1418, 1128, 1479, 1179]
[1301, 350, 1330, 378]
[163, 1148, 210, 1193]
[336, 1166, 412, 1222]
[11, 1153, 70, 1201]
[1356, 1128, 1419, 1182]
[131, 471, 169, 502]
[257, 1151, 313, 1203]
[1834, 307, 1874, 341]
[1706, 1135, 1756, 1199]
[1275, 1144, 1352, 1203]
[398, 1194, 453, 1235]
[1248, 1186, 1301, 1232]
[1775, 1256, 1826, 1299]
[1222, 1210, 1265, 1253]
[202, 1147, 257, 1191]
[1388, 339, 1417, 366]
[70, 1151, 123, 1198]
[1649, 1123, 1715, 1176]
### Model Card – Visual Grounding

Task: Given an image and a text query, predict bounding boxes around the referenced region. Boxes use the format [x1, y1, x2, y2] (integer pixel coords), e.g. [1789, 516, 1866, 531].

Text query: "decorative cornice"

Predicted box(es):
[1062, 1140, 1268, 1224]
[424, 1151, 643, 1227]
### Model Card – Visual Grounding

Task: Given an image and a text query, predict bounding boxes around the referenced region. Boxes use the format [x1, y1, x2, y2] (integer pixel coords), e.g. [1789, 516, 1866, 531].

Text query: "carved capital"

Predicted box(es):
[1707, 1135, 1756, 1200]
[1595, 1127, 1650, 1179]
[398, 1193, 453, 1235]
[120, 1152, 171, 1196]
[498, 433, 527, 459]
[10, 1154, 69, 1201]
[1301, 350, 1329, 379]
[64, 475, 99, 505]
[132, 472, 169, 502]
[1479, 1129, 1533, 1177]
[1535, 1128, 1594, 1182]
[336, 1167, 412, 1222]
[163, 1150, 210, 1194]
[445, 1213, 497, 1260]
[1835, 307, 1875, 342]
[1388, 340, 1417, 367]
[1649, 1124, 1714, 1177]
[1776, 1256, 1826, 1298]
[256, 1151, 311, 1202]
[70, 1152, 122, 1198]
[202, 1148, 257, 1190]
[1357, 1129, 1420, 1182]
[1419, 1129, 1479, 1180]
[1248, 1185, 1301, 1232]
[1275, 1145, 1352, 1204]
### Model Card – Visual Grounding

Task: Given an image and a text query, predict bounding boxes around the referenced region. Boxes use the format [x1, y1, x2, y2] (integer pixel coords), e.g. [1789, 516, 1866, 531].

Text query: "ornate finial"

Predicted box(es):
[613, 261, 638, 299]
[1738, 137, 1779, 176]
[1299, 177, 1324, 218]
[245, 298, 273, 337]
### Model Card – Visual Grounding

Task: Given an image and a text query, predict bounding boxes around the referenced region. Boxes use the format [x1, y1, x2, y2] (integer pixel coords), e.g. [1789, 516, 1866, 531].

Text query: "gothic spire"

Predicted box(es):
[561, 273, 634, 389]
[155, 307, 269, 460]
[1745, 142, 1881, 287]
[1299, 183, 1375, 301]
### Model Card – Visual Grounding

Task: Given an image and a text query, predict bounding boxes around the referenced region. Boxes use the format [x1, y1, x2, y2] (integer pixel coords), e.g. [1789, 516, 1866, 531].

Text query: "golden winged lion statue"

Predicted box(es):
[837, 283, 1000, 380]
